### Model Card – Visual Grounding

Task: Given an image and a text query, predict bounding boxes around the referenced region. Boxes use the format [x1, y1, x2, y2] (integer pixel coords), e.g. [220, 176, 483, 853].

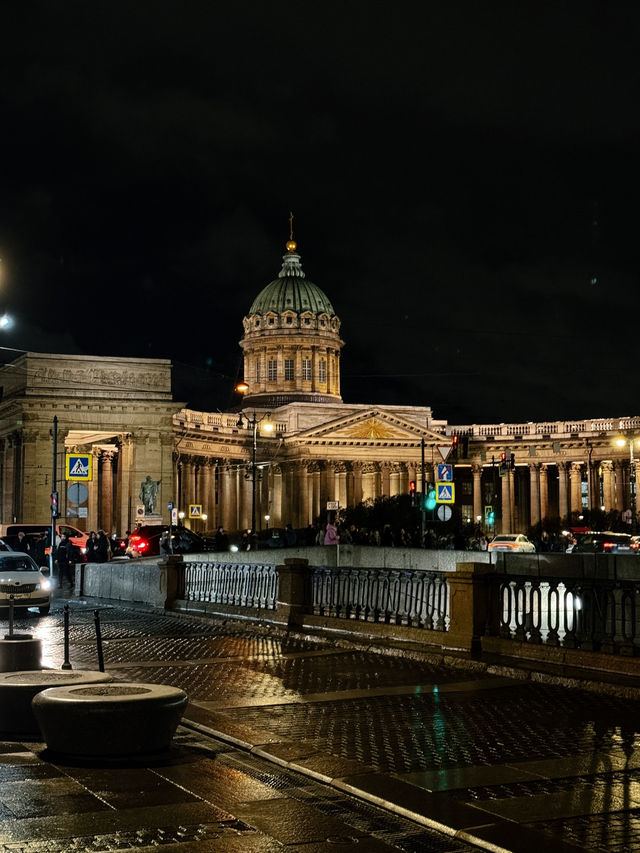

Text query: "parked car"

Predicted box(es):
[573, 532, 639, 554]
[488, 534, 536, 553]
[126, 525, 214, 558]
[0, 552, 51, 615]
[0, 524, 88, 556]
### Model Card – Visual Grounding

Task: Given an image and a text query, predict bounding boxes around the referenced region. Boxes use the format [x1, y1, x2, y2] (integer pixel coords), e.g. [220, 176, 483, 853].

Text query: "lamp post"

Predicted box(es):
[236, 411, 274, 535]
[616, 436, 639, 531]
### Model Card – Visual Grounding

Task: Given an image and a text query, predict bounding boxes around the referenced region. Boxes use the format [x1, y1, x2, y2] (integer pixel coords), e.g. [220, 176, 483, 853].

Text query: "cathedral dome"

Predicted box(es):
[239, 237, 344, 408]
[248, 248, 336, 318]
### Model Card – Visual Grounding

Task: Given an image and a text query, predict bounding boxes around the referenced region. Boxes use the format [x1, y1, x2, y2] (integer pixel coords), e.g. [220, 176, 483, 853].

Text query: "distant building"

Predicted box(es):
[0, 237, 636, 535]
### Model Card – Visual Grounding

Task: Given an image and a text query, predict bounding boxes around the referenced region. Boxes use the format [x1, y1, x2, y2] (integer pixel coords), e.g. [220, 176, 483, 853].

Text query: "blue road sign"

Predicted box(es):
[437, 463, 453, 482]
[436, 483, 455, 504]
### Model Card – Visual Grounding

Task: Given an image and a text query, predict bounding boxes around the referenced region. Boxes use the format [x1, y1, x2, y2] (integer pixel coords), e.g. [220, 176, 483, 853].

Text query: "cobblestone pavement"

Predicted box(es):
[5, 596, 640, 851]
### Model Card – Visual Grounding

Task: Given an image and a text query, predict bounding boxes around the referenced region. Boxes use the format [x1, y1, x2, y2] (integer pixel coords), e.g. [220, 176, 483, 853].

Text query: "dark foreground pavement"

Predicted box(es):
[1, 594, 640, 852]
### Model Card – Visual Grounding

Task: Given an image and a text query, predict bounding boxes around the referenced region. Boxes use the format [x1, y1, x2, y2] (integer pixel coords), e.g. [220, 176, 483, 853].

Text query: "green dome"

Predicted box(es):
[248, 251, 336, 317]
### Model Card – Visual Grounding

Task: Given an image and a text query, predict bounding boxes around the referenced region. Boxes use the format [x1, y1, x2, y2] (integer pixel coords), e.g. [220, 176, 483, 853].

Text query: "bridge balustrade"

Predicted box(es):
[183, 562, 278, 609]
[309, 566, 449, 629]
[490, 554, 640, 654]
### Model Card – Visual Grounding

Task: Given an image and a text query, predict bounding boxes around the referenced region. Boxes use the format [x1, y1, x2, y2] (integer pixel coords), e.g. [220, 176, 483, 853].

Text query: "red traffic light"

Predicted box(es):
[500, 452, 506, 462]
[409, 480, 416, 494]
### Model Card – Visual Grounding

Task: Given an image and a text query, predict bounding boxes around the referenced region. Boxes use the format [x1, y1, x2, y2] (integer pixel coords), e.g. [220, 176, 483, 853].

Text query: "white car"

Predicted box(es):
[488, 534, 536, 553]
[0, 553, 51, 615]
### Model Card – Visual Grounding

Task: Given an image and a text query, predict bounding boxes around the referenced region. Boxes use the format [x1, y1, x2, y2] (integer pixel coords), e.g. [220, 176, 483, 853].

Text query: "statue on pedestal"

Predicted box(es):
[140, 475, 161, 515]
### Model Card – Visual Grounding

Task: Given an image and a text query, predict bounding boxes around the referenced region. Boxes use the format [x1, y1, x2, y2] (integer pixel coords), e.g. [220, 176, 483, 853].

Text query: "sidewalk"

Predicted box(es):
[3, 594, 640, 852]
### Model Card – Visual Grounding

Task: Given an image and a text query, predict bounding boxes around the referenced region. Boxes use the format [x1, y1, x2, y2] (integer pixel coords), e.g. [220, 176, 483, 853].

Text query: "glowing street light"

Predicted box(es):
[236, 408, 274, 535]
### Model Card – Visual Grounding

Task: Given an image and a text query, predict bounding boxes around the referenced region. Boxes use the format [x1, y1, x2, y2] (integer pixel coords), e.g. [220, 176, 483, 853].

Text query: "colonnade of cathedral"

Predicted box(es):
[174, 452, 639, 534]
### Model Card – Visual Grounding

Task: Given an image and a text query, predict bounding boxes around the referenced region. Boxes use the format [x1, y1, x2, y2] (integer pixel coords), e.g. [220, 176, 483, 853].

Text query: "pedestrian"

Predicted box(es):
[214, 526, 229, 551]
[56, 533, 74, 588]
[32, 533, 47, 566]
[86, 531, 99, 562]
[96, 530, 111, 562]
[324, 520, 340, 545]
[14, 531, 30, 553]
[284, 523, 297, 547]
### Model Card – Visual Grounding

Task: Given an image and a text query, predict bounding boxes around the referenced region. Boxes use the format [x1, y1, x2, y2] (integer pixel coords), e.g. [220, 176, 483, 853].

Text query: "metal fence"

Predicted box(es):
[180, 554, 640, 656]
[310, 566, 449, 629]
[490, 554, 640, 654]
[183, 562, 278, 609]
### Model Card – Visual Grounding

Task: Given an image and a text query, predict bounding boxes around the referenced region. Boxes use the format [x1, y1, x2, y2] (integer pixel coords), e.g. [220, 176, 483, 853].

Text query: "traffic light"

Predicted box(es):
[499, 452, 507, 475]
[425, 484, 436, 511]
[485, 505, 495, 526]
[50, 491, 59, 518]
[409, 480, 416, 506]
[451, 435, 459, 458]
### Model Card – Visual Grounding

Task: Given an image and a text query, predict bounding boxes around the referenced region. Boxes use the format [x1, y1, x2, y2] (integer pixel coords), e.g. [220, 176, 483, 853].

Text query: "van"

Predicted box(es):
[0, 523, 89, 555]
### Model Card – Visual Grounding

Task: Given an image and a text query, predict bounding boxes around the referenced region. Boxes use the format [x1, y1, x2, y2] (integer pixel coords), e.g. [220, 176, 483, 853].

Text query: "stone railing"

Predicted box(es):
[488, 554, 640, 654]
[183, 562, 278, 609]
[310, 566, 449, 630]
[77, 552, 640, 678]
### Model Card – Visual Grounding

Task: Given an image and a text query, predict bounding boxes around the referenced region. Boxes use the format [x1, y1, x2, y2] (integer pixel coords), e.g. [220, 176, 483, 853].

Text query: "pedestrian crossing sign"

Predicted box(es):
[66, 453, 92, 481]
[436, 482, 455, 504]
[189, 504, 202, 518]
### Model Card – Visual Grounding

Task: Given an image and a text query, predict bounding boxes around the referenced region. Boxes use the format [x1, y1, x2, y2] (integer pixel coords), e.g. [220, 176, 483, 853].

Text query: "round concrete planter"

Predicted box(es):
[0, 638, 42, 673]
[32, 682, 188, 757]
[0, 669, 113, 735]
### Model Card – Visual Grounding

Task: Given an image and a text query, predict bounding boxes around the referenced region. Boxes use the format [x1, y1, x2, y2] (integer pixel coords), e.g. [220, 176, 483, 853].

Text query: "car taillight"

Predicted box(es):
[603, 542, 615, 550]
[137, 540, 148, 550]
[632, 543, 640, 551]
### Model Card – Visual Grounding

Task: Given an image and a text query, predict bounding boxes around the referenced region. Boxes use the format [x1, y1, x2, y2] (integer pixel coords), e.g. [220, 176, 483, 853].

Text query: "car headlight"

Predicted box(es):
[39, 579, 52, 591]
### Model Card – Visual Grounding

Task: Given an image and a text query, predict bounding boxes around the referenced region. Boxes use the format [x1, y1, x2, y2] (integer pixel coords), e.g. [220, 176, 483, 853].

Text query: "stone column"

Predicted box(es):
[528, 463, 540, 527]
[221, 463, 235, 532]
[539, 464, 549, 522]
[298, 463, 310, 527]
[361, 464, 378, 502]
[88, 447, 100, 532]
[2, 436, 16, 523]
[601, 461, 614, 512]
[389, 464, 401, 498]
[352, 462, 363, 507]
[557, 462, 569, 521]
[272, 464, 283, 527]
[472, 464, 483, 524]
[335, 462, 348, 510]
[501, 471, 511, 534]
[100, 450, 115, 532]
[201, 462, 212, 526]
[569, 462, 583, 517]
[381, 464, 391, 498]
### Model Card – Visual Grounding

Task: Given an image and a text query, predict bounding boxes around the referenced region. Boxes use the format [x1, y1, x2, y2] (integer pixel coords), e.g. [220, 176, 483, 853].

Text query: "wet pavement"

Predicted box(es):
[1, 594, 640, 851]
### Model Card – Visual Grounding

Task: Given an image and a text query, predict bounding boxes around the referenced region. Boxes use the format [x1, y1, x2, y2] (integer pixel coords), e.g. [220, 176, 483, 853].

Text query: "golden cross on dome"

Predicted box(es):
[286, 211, 297, 252]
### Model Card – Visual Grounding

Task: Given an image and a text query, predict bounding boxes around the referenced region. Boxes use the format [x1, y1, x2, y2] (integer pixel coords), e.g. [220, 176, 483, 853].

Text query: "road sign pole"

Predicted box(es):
[420, 438, 426, 544]
[50, 416, 57, 577]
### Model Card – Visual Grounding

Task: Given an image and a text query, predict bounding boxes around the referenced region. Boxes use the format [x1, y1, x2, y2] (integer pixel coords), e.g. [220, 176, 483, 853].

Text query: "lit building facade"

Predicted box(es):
[0, 239, 637, 535]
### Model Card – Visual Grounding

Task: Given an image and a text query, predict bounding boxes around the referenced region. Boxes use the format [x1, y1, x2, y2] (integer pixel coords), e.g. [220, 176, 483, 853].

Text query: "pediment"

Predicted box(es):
[291, 409, 447, 445]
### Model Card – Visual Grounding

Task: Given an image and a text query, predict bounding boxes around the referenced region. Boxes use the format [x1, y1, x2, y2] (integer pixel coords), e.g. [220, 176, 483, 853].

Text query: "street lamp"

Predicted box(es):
[616, 436, 640, 530]
[236, 410, 274, 535]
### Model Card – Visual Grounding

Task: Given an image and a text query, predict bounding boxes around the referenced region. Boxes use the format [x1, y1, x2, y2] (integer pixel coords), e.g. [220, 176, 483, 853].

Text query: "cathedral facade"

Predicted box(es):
[0, 239, 637, 536]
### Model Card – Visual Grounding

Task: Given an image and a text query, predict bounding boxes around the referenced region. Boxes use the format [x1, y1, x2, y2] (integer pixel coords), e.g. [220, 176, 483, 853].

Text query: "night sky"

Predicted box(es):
[0, 2, 638, 425]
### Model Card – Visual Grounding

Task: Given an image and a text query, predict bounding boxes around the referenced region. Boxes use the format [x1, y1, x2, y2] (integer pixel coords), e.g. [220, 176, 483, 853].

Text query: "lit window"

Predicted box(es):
[319, 360, 326, 383]
[284, 359, 294, 381]
[268, 360, 277, 381]
[302, 358, 311, 381]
